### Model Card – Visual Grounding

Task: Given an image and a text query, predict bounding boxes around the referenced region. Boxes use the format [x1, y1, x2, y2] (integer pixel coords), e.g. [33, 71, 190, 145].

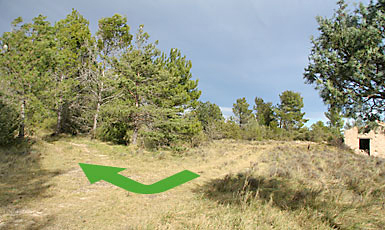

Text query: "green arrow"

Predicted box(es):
[79, 163, 199, 194]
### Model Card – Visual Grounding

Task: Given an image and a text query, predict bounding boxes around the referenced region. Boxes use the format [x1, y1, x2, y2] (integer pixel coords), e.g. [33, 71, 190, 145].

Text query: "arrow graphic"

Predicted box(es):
[79, 163, 199, 194]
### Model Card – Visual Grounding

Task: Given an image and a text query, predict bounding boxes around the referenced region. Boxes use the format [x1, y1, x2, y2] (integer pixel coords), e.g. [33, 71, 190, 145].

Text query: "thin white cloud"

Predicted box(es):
[219, 107, 232, 113]
[304, 111, 328, 127]
[219, 106, 233, 119]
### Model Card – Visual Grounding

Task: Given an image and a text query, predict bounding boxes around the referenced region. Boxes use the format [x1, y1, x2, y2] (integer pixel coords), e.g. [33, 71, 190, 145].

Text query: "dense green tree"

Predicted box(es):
[111, 25, 164, 145]
[161, 48, 201, 109]
[110, 25, 201, 146]
[0, 16, 53, 137]
[242, 118, 266, 141]
[0, 18, 31, 138]
[232, 97, 253, 127]
[304, 0, 385, 123]
[89, 14, 132, 138]
[253, 97, 275, 126]
[309, 121, 333, 142]
[52, 10, 93, 134]
[97, 102, 132, 144]
[144, 48, 202, 147]
[325, 104, 344, 135]
[0, 93, 19, 145]
[1, 11, 201, 148]
[194, 101, 223, 130]
[221, 119, 242, 139]
[192, 101, 224, 139]
[276, 91, 307, 130]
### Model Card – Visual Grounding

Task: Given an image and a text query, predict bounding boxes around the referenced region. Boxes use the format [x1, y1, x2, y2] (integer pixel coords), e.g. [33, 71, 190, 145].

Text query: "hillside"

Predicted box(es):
[0, 137, 384, 229]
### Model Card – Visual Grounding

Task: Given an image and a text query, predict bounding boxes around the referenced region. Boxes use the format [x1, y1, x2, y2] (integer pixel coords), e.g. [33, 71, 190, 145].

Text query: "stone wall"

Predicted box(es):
[344, 123, 385, 158]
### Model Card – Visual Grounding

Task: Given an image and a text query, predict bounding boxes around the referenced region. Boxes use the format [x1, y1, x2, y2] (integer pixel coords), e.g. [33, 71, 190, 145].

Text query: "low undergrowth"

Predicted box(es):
[199, 144, 385, 229]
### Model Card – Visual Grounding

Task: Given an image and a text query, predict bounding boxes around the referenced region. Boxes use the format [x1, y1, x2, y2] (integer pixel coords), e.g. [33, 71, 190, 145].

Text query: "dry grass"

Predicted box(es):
[199, 143, 385, 229]
[0, 137, 384, 229]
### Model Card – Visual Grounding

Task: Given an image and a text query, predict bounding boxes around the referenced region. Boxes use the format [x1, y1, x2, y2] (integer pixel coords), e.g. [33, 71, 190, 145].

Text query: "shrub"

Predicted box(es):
[97, 121, 131, 145]
[204, 120, 226, 140]
[0, 99, 19, 145]
[242, 119, 265, 141]
[221, 120, 242, 139]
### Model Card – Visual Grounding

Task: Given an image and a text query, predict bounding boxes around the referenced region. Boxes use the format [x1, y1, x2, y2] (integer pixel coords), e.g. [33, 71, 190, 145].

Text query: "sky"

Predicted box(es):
[0, 0, 370, 125]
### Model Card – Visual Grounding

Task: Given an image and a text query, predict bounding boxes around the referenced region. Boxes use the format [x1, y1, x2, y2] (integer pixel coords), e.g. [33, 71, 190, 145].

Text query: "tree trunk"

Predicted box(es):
[132, 124, 138, 145]
[92, 102, 100, 139]
[56, 103, 62, 135]
[131, 72, 140, 145]
[92, 89, 102, 139]
[18, 98, 25, 138]
[55, 74, 64, 135]
[131, 104, 139, 145]
[92, 69, 104, 139]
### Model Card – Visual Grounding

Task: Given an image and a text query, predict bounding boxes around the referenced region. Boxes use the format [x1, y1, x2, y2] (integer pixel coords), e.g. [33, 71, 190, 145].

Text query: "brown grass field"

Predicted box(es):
[0, 136, 384, 229]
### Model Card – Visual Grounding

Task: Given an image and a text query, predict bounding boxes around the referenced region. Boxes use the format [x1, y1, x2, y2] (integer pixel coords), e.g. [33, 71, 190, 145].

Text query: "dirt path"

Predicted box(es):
[0, 138, 297, 229]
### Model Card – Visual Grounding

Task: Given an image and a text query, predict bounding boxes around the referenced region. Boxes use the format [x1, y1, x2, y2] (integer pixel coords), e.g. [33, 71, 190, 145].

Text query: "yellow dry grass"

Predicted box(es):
[0, 137, 384, 229]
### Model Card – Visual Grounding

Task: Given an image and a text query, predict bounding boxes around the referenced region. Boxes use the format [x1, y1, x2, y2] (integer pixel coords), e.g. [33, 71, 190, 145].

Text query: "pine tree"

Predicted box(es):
[52, 10, 93, 134]
[325, 104, 344, 136]
[194, 101, 223, 131]
[232, 97, 253, 128]
[304, 0, 385, 123]
[276, 91, 308, 130]
[109, 25, 202, 146]
[0, 92, 19, 145]
[253, 97, 275, 127]
[89, 14, 132, 138]
[0, 16, 53, 137]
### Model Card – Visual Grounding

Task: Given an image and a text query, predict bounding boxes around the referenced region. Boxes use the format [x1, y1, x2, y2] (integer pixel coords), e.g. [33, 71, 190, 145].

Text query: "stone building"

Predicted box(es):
[344, 122, 385, 158]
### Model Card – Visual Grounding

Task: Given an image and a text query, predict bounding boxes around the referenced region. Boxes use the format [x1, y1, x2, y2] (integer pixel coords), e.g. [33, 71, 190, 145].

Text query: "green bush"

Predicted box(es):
[293, 127, 311, 141]
[221, 120, 242, 139]
[40, 117, 57, 131]
[309, 121, 334, 143]
[242, 119, 265, 141]
[204, 120, 226, 140]
[0, 100, 19, 145]
[97, 121, 131, 145]
[139, 130, 165, 149]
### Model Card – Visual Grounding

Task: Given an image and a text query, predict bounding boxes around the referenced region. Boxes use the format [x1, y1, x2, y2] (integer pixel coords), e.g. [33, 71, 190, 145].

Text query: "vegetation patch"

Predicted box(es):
[198, 144, 385, 229]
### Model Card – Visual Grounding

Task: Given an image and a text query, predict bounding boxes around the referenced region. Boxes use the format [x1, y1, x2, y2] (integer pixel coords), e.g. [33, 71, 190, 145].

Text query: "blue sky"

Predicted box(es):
[0, 0, 370, 125]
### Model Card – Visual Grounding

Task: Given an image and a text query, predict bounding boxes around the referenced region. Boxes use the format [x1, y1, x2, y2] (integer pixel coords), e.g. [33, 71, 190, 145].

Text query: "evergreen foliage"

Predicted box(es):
[0, 11, 202, 149]
[304, 0, 385, 124]
[276, 90, 308, 130]
[0, 93, 19, 145]
[253, 97, 275, 127]
[232, 97, 253, 128]
[0, 9, 353, 149]
[194, 101, 223, 131]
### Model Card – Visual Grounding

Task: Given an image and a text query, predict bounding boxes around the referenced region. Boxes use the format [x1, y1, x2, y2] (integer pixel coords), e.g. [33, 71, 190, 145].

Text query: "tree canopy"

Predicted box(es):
[194, 101, 223, 131]
[254, 97, 275, 127]
[276, 90, 307, 130]
[0, 11, 201, 148]
[304, 0, 385, 123]
[232, 97, 253, 127]
[0, 9, 351, 147]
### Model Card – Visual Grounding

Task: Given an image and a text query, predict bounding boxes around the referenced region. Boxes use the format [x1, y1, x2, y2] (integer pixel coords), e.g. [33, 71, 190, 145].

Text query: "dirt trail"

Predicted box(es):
[0, 138, 298, 229]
